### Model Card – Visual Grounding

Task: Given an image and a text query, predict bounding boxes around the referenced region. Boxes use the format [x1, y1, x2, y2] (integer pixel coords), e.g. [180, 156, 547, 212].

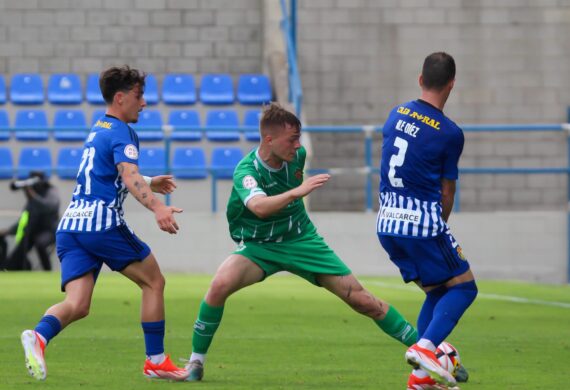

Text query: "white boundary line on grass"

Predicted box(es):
[368, 281, 570, 309]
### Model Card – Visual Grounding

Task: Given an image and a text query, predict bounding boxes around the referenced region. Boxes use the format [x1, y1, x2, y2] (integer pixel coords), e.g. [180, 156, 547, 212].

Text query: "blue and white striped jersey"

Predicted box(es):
[377, 99, 464, 238]
[57, 114, 140, 233]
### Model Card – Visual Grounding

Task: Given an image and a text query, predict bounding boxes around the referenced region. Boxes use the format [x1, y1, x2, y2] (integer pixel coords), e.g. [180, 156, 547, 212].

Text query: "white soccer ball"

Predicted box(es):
[436, 341, 461, 375]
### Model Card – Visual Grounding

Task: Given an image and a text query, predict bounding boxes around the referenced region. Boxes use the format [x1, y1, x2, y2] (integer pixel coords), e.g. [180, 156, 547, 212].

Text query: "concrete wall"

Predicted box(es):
[297, 1, 570, 211]
[4, 210, 564, 284]
[297, 0, 570, 124]
[0, 0, 262, 75]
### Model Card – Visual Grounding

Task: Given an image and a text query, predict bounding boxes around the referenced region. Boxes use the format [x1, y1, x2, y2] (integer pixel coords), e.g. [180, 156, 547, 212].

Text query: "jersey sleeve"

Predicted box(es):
[441, 127, 464, 180]
[112, 125, 140, 166]
[233, 163, 266, 206]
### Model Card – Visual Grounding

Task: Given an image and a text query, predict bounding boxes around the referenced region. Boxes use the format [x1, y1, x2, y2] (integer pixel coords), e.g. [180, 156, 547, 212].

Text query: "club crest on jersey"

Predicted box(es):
[456, 245, 466, 260]
[242, 175, 258, 189]
[294, 169, 303, 181]
[124, 144, 138, 160]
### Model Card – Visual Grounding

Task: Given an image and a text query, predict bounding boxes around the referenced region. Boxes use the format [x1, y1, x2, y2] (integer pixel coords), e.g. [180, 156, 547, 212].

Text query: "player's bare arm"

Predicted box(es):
[118, 162, 182, 234]
[246, 173, 331, 219]
[441, 178, 456, 222]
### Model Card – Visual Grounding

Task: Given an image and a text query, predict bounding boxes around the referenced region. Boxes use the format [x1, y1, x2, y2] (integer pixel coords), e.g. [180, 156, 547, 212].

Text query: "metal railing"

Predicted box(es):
[302, 124, 570, 284]
[280, 0, 302, 117]
[2, 123, 568, 282]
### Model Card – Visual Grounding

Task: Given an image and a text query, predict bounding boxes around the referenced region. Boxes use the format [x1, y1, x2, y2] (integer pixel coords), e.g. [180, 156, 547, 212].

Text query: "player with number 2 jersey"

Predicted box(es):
[377, 52, 477, 389]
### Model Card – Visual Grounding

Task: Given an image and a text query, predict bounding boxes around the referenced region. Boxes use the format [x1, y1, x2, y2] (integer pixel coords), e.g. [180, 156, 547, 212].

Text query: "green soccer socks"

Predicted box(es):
[192, 300, 224, 354]
[375, 305, 418, 347]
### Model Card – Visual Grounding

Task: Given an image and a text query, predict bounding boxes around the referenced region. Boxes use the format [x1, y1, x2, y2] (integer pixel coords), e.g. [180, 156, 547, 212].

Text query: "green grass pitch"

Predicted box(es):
[1, 273, 569, 389]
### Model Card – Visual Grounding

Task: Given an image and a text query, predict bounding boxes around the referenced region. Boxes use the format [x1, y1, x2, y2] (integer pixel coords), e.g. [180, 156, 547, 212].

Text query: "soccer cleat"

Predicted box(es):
[407, 373, 460, 389]
[184, 359, 204, 382]
[21, 330, 47, 381]
[454, 364, 469, 382]
[405, 344, 457, 387]
[143, 355, 189, 381]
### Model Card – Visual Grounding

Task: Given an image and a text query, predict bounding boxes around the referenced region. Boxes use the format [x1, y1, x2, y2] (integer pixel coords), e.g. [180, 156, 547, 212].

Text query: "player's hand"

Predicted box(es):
[154, 205, 183, 234]
[150, 175, 177, 194]
[292, 174, 330, 198]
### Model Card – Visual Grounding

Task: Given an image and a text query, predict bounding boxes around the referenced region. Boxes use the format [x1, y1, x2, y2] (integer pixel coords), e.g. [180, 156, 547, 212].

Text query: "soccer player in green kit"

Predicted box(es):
[184, 103, 418, 381]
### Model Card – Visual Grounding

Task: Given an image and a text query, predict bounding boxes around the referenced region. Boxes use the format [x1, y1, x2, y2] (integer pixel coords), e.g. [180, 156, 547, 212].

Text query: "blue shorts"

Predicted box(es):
[56, 225, 151, 291]
[378, 229, 470, 287]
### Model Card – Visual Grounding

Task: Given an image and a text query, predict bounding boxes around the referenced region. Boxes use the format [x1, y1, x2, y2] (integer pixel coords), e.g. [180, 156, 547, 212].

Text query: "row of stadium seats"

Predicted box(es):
[0, 109, 262, 142]
[0, 146, 244, 180]
[0, 73, 271, 106]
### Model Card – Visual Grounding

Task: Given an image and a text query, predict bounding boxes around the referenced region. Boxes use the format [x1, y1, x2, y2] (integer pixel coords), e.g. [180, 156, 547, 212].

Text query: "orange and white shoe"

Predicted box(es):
[407, 372, 460, 389]
[21, 330, 47, 381]
[143, 355, 189, 381]
[405, 344, 457, 387]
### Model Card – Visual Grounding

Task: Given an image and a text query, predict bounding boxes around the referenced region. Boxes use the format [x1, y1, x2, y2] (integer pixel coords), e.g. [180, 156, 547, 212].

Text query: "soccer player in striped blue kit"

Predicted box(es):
[20, 66, 189, 381]
[377, 52, 478, 390]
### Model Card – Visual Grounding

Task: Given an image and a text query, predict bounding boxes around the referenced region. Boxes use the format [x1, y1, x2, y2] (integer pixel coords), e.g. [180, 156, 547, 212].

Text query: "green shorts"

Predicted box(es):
[232, 234, 352, 286]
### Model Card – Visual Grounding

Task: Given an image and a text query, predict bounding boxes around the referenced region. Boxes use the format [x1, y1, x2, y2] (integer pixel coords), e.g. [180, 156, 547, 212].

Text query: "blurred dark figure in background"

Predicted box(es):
[0, 171, 60, 271]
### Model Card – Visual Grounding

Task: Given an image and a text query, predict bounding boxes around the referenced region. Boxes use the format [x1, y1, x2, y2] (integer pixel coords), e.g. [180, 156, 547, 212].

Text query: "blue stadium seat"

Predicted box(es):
[0, 147, 14, 179]
[205, 109, 240, 142]
[0, 110, 10, 141]
[200, 74, 234, 105]
[53, 110, 88, 141]
[143, 74, 159, 105]
[210, 147, 243, 179]
[10, 74, 44, 105]
[86, 74, 105, 104]
[172, 147, 207, 179]
[168, 110, 201, 142]
[139, 147, 166, 176]
[48, 74, 82, 105]
[14, 110, 49, 141]
[132, 110, 164, 141]
[56, 147, 83, 179]
[91, 110, 106, 126]
[17, 147, 52, 179]
[243, 109, 261, 142]
[162, 74, 196, 105]
[237, 74, 272, 105]
[0, 75, 6, 104]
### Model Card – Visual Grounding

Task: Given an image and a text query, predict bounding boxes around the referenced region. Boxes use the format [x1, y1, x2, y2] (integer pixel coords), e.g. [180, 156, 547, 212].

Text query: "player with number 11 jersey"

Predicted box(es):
[57, 114, 137, 233]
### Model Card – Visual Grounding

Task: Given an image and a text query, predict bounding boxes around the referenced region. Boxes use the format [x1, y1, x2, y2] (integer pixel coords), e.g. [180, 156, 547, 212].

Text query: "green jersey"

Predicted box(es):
[227, 146, 315, 243]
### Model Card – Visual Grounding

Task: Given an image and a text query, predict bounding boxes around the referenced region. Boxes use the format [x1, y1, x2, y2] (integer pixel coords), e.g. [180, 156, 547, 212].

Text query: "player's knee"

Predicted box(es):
[452, 280, 478, 299]
[146, 273, 165, 293]
[71, 302, 90, 319]
[208, 277, 233, 302]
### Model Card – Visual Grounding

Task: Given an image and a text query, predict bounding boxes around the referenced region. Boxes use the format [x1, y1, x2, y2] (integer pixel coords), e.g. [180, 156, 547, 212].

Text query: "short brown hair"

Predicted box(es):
[99, 65, 146, 104]
[260, 103, 301, 135]
[421, 52, 455, 90]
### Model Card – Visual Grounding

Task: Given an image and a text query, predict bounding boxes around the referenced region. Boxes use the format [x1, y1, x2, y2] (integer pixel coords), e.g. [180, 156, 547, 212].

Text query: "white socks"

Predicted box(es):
[417, 338, 436, 352]
[148, 353, 166, 365]
[190, 352, 206, 364]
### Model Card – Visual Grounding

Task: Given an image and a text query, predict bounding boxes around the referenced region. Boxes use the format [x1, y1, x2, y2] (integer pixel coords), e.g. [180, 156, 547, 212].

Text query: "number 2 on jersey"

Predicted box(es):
[388, 136, 408, 188]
